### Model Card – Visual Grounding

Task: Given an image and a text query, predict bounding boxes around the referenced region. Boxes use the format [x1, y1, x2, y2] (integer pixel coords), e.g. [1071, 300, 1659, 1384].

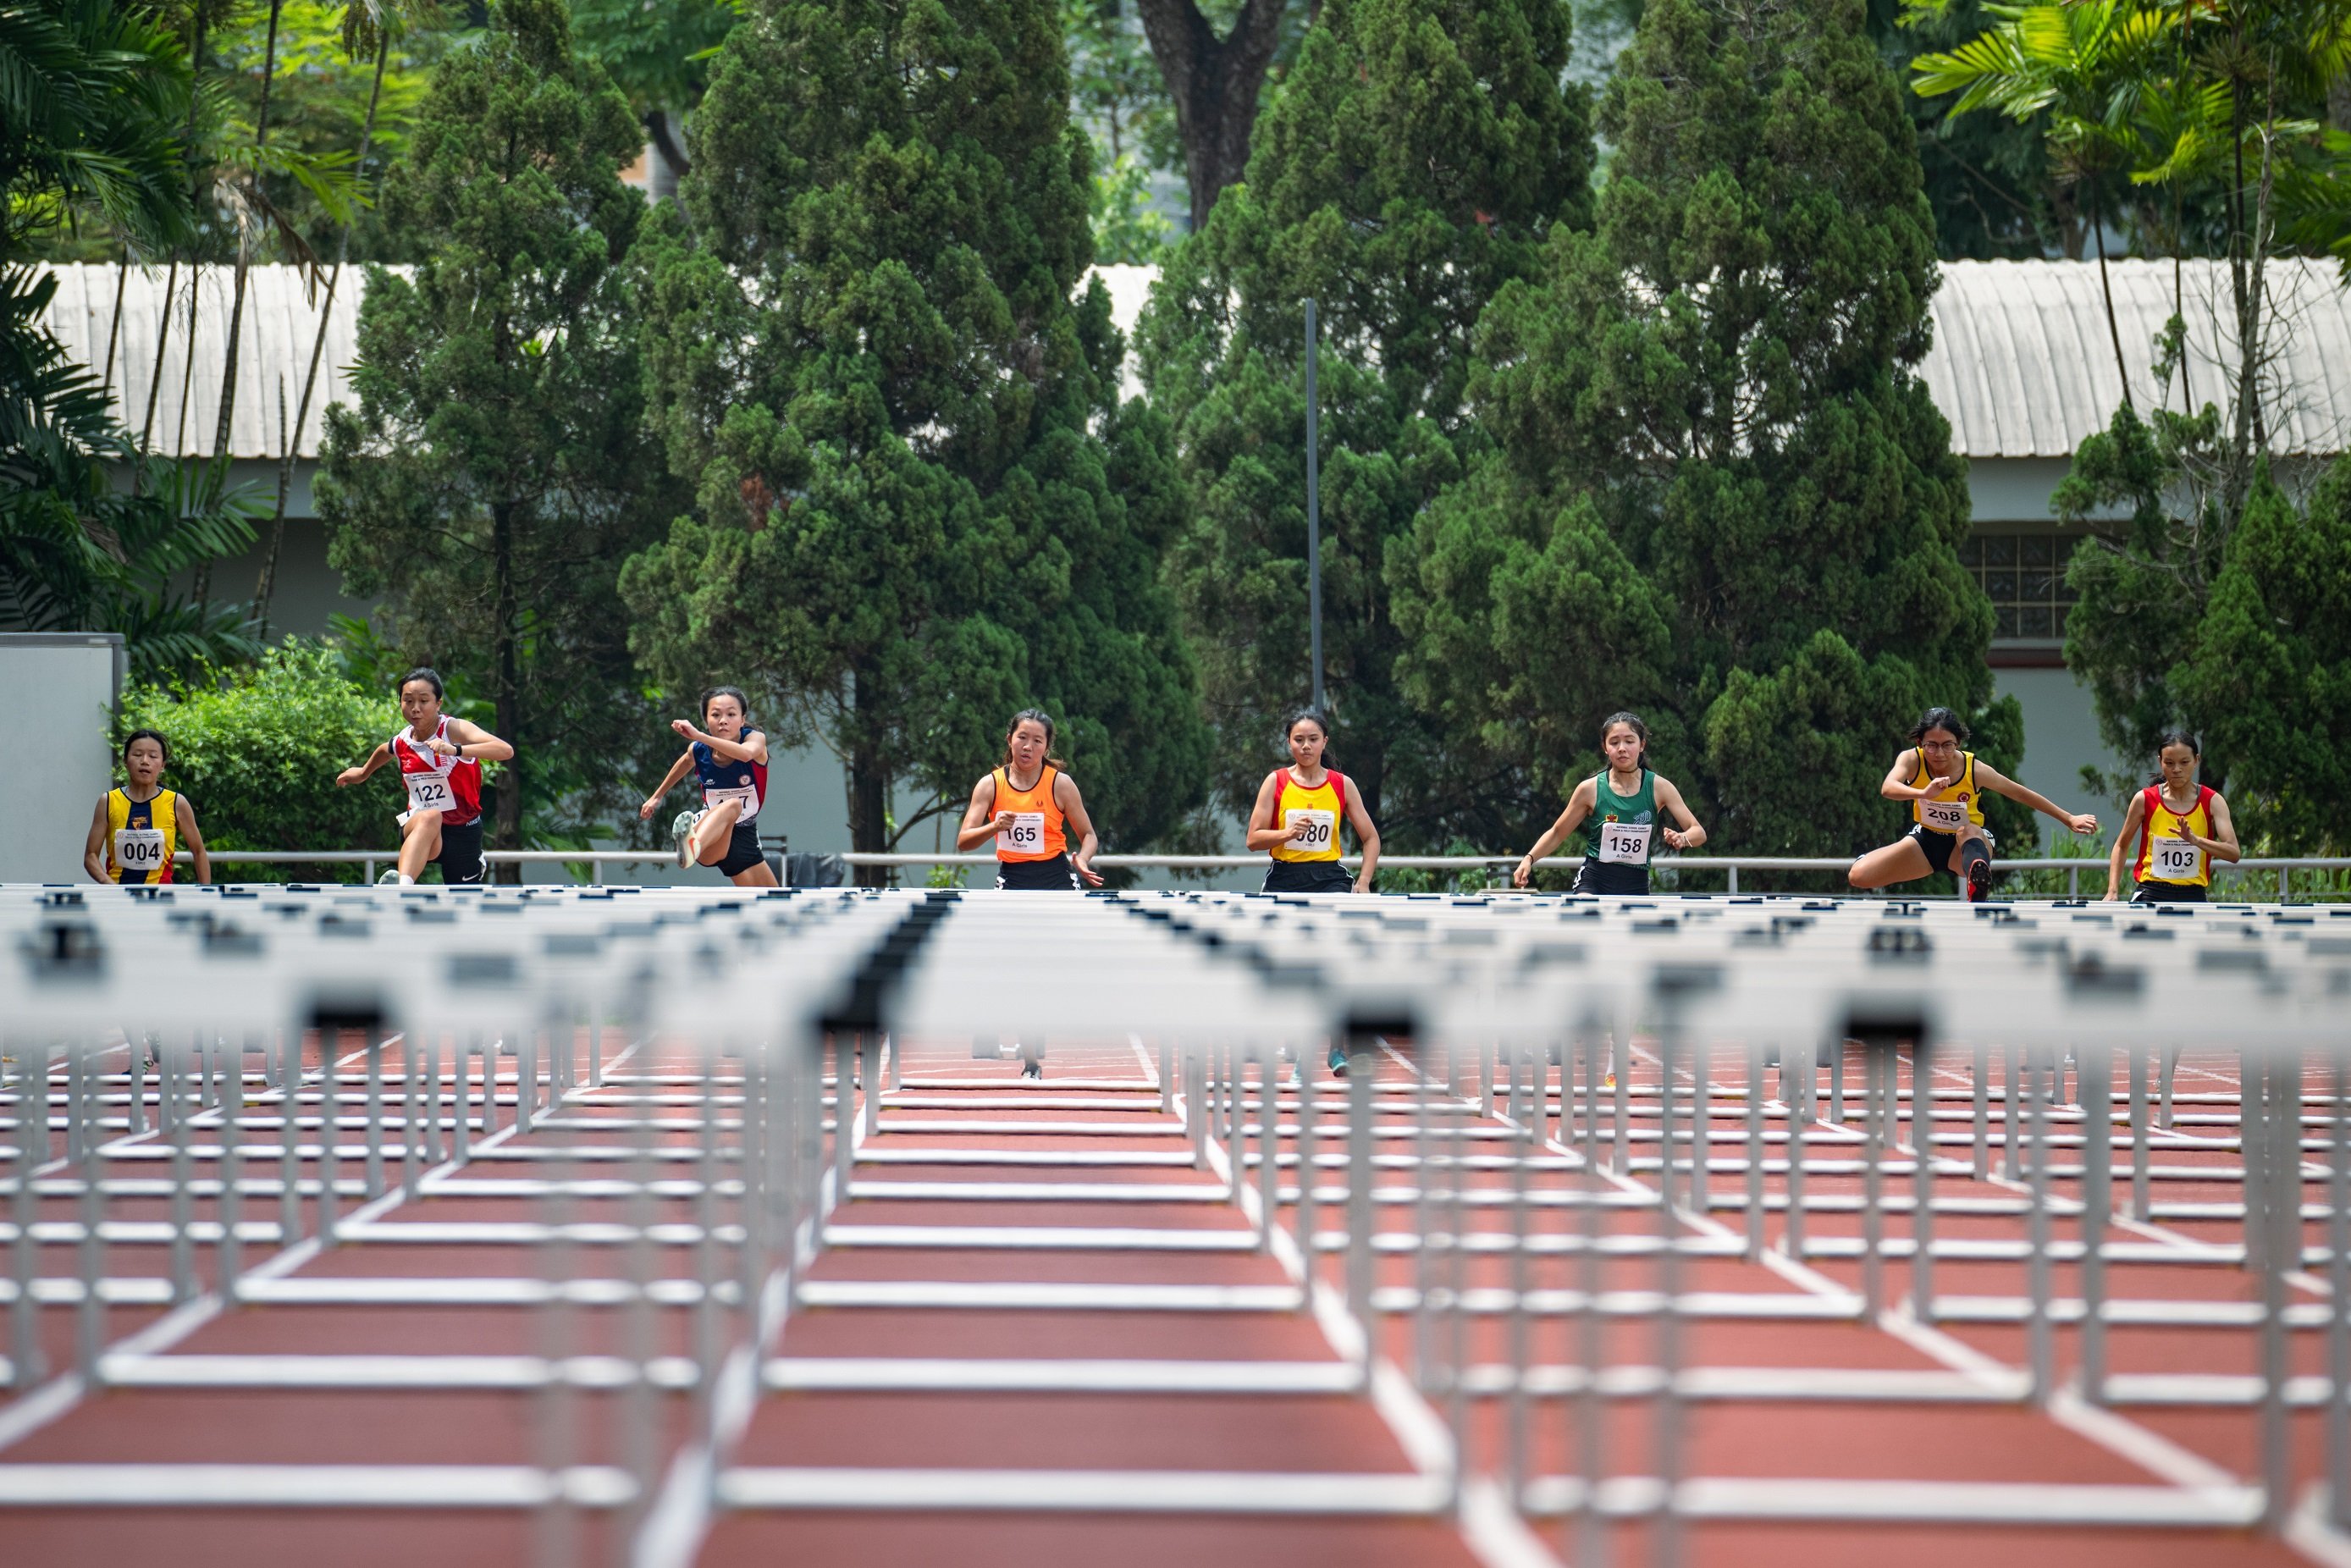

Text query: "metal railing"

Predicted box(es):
[160, 847, 2351, 901]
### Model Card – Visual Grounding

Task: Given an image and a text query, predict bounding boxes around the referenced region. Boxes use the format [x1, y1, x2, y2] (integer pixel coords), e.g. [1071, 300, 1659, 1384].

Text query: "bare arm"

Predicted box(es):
[1514, 781, 1596, 888]
[672, 721, 768, 765]
[1880, 749, 1944, 803]
[175, 794, 209, 885]
[639, 749, 698, 820]
[1341, 785, 1379, 893]
[1974, 760, 2097, 835]
[1654, 776, 1707, 851]
[83, 797, 111, 883]
[336, 742, 391, 788]
[1057, 773, 1105, 886]
[1243, 771, 1300, 852]
[2195, 792, 2242, 864]
[953, 775, 1002, 852]
[2104, 792, 2147, 899]
[443, 718, 514, 764]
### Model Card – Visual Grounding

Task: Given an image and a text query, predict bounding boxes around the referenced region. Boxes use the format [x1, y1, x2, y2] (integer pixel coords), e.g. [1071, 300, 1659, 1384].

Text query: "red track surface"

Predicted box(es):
[0, 1029, 2335, 1567]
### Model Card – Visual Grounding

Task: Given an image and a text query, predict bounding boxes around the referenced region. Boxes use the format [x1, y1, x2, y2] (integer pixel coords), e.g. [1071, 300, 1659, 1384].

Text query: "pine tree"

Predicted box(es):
[317, 0, 676, 857]
[623, 0, 1209, 870]
[1404, 0, 2018, 864]
[1139, 0, 1592, 840]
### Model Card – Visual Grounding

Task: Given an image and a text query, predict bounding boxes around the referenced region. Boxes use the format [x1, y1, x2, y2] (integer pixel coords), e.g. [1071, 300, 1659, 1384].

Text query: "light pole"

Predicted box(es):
[1305, 298, 1323, 715]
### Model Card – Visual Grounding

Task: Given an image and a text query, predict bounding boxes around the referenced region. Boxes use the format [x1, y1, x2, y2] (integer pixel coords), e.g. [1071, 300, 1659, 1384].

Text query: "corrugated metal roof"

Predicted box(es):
[1922, 258, 2351, 457]
[45, 257, 2351, 463]
[37, 261, 396, 461]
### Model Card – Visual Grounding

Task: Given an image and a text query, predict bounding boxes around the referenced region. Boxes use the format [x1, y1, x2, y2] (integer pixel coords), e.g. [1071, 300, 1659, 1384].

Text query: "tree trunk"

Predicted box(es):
[2332, 75, 2351, 137]
[846, 665, 888, 886]
[100, 250, 129, 401]
[2089, 178, 2133, 414]
[644, 109, 688, 199]
[1134, 0, 1294, 231]
[257, 33, 390, 633]
[207, 0, 287, 479]
[491, 498, 522, 881]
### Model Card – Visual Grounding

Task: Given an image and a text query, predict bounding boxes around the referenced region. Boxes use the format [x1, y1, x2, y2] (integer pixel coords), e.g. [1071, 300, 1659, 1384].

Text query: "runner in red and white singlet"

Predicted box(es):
[335, 667, 513, 885]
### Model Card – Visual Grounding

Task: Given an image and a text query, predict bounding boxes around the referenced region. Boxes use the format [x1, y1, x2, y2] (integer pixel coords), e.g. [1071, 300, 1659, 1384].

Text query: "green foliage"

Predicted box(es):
[1063, 0, 1178, 259]
[624, 0, 1211, 859]
[1402, 0, 2015, 868]
[1142, 0, 1593, 843]
[1868, 0, 2066, 258]
[571, 0, 735, 117]
[0, 0, 262, 672]
[2175, 458, 2351, 851]
[115, 639, 399, 878]
[318, 0, 681, 853]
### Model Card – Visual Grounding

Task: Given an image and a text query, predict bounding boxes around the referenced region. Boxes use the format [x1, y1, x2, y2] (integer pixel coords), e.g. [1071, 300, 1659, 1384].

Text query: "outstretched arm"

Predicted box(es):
[2104, 792, 2145, 900]
[83, 797, 111, 883]
[336, 742, 391, 788]
[1342, 787, 1380, 893]
[1515, 781, 1595, 888]
[639, 750, 697, 820]
[441, 718, 514, 764]
[954, 775, 1002, 852]
[175, 795, 210, 884]
[1976, 760, 2097, 835]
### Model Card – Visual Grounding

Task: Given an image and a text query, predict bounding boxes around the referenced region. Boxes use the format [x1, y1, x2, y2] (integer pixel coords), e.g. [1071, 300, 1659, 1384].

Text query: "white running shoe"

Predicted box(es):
[671, 809, 703, 868]
[377, 868, 400, 886]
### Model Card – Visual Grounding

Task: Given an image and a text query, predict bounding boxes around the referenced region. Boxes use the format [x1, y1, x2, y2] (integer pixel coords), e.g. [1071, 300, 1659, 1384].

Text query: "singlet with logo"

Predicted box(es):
[1907, 749, 1985, 836]
[105, 787, 178, 884]
[693, 730, 766, 826]
[2133, 783, 2216, 888]
[391, 717, 483, 826]
[1268, 769, 1349, 864]
[1586, 770, 1658, 867]
[992, 765, 1067, 862]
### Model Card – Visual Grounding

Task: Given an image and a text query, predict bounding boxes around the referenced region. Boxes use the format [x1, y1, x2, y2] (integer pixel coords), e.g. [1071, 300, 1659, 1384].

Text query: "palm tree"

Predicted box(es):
[1912, 0, 2172, 411]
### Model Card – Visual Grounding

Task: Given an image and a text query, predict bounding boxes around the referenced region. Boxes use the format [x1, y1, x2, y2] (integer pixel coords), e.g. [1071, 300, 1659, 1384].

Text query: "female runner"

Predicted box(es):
[1849, 706, 2095, 901]
[2102, 730, 2239, 904]
[1245, 709, 1381, 896]
[334, 668, 513, 886]
[1513, 712, 1705, 896]
[84, 729, 209, 885]
[955, 710, 1103, 1079]
[637, 687, 778, 887]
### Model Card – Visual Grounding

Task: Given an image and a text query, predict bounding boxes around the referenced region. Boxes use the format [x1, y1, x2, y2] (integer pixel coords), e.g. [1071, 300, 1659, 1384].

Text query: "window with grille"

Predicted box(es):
[1960, 531, 2078, 643]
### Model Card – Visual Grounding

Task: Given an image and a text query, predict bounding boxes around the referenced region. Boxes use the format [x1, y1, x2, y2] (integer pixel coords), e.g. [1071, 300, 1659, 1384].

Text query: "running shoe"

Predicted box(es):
[1020, 1049, 1043, 1081]
[671, 809, 702, 868]
[377, 868, 400, 886]
[1327, 1042, 1349, 1078]
[1966, 859, 1991, 903]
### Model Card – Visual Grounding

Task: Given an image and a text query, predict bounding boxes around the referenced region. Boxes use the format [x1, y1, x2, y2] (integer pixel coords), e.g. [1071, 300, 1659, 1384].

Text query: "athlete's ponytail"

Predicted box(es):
[2153, 729, 2200, 785]
[1907, 706, 1970, 746]
[1598, 710, 1650, 772]
[1002, 709, 1067, 772]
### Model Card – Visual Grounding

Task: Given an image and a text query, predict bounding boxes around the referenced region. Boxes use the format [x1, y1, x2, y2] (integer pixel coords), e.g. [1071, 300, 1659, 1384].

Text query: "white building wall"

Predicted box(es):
[0, 636, 124, 883]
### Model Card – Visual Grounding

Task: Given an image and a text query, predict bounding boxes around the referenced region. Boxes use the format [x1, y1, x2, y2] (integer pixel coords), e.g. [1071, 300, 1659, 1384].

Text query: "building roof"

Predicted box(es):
[43, 257, 2351, 463]
[1922, 257, 2351, 458]
[37, 261, 396, 462]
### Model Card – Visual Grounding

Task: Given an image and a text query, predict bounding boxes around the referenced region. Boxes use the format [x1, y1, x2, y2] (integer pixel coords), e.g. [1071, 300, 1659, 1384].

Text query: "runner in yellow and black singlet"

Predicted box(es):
[2104, 730, 2240, 904]
[84, 729, 209, 885]
[1850, 706, 2097, 902]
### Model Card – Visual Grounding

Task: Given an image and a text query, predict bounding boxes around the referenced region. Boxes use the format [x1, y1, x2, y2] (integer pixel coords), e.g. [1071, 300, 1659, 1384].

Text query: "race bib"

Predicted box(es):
[403, 770, 455, 817]
[1597, 820, 1653, 864]
[1002, 812, 1046, 854]
[704, 783, 759, 823]
[1283, 808, 1337, 853]
[1918, 797, 1971, 835]
[2151, 836, 2203, 881]
[113, 827, 165, 875]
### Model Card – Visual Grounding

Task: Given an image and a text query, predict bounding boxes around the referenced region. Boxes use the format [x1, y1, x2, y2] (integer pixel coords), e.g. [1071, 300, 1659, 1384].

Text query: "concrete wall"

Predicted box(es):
[1992, 664, 2131, 831]
[0, 635, 123, 883]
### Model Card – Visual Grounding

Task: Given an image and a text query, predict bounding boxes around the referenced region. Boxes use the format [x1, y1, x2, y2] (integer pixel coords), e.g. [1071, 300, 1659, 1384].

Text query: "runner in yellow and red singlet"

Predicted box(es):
[1245, 709, 1381, 897]
[2103, 730, 2240, 905]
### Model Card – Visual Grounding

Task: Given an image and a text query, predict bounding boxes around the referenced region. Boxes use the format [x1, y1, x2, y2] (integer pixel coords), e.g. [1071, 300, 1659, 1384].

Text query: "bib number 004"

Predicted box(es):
[1002, 812, 1046, 853]
[113, 828, 165, 874]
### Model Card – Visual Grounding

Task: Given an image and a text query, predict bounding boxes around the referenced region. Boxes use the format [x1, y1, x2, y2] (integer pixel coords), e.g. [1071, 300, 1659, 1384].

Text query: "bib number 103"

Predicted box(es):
[2152, 837, 2202, 881]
